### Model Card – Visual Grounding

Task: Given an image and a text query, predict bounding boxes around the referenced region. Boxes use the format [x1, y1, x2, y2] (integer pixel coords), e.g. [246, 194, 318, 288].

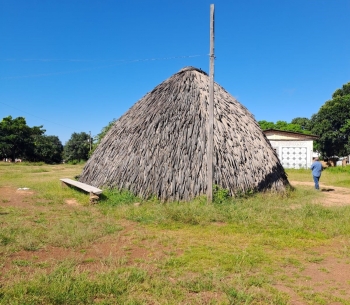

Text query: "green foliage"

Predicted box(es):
[159, 200, 219, 225]
[0, 116, 45, 160]
[225, 287, 254, 304]
[323, 165, 350, 174]
[100, 188, 140, 206]
[0, 263, 150, 304]
[258, 119, 311, 134]
[310, 82, 350, 157]
[66, 159, 86, 165]
[63, 132, 90, 162]
[0, 116, 63, 163]
[258, 120, 276, 130]
[213, 184, 230, 203]
[0, 233, 14, 246]
[32, 135, 63, 164]
[291, 117, 311, 130]
[89, 118, 116, 156]
[332, 82, 350, 98]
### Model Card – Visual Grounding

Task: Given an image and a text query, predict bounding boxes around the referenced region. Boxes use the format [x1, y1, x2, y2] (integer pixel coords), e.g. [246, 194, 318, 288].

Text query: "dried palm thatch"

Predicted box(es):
[80, 66, 289, 201]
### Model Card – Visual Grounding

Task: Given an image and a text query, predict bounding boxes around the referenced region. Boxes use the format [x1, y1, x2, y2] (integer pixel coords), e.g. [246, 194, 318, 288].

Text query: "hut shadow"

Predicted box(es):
[256, 164, 290, 192]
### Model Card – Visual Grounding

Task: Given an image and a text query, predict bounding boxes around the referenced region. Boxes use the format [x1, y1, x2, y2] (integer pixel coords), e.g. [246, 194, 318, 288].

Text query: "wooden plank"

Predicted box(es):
[60, 178, 102, 195]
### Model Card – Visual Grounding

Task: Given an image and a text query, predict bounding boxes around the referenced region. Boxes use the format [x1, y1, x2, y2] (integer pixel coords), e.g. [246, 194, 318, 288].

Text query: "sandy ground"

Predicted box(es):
[290, 180, 350, 207]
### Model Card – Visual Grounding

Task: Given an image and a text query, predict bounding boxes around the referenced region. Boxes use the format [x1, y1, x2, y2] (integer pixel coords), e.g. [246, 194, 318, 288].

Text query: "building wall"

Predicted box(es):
[269, 140, 313, 169]
[266, 134, 301, 140]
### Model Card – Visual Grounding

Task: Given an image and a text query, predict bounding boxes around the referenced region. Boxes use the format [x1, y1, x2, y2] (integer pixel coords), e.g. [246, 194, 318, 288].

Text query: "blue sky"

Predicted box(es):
[1, 0, 349, 143]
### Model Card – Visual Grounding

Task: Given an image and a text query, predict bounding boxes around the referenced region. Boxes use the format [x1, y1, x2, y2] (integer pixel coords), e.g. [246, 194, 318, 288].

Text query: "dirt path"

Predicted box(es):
[289, 180, 350, 207]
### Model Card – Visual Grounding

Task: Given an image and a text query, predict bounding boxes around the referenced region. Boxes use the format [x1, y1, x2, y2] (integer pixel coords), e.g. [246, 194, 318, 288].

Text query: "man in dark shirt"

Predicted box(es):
[311, 157, 323, 190]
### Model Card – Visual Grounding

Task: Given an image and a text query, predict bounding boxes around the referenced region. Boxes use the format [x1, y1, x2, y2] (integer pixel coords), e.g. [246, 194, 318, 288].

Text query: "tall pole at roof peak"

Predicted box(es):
[207, 4, 215, 203]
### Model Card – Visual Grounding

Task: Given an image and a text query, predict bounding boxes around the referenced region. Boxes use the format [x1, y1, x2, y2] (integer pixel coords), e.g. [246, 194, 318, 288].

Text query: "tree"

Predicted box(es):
[274, 120, 288, 130]
[340, 119, 350, 155]
[291, 117, 311, 131]
[89, 119, 116, 156]
[258, 119, 311, 134]
[63, 132, 90, 162]
[0, 116, 45, 160]
[258, 120, 275, 130]
[33, 135, 63, 164]
[332, 82, 350, 98]
[310, 82, 350, 157]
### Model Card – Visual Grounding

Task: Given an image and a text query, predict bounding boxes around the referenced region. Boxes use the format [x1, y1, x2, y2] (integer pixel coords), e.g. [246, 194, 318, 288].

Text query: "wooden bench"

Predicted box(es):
[60, 178, 102, 203]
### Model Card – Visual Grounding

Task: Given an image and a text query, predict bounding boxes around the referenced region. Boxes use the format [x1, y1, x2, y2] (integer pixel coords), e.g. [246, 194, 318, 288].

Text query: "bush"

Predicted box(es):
[325, 165, 350, 173]
[213, 185, 230, 203]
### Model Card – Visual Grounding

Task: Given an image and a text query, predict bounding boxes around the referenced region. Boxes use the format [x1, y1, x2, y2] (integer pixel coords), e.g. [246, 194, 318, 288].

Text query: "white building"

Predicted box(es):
[263, 129, 319, 169]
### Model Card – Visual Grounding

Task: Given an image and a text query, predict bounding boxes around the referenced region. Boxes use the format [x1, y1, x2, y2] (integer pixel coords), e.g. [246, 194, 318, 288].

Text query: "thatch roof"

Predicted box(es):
[79, 66, 289, 200]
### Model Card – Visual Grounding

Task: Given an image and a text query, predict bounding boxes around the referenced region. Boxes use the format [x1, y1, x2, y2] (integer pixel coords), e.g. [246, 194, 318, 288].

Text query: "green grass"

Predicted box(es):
[1, 163, 350, 304]
[286, 166, 350, 188]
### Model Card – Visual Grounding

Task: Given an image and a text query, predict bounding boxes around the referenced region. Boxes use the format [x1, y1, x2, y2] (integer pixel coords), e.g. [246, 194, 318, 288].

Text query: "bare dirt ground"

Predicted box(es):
[280, 181, 350, 304]
[290, 180, 350, 207]
[275, 242, 350, 304]
[1, 185, 350, 304]
[0, 186, 166, 265]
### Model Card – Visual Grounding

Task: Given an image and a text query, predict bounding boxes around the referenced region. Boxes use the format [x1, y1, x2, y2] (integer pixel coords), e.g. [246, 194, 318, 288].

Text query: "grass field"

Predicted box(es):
[1, 162, 350, 304]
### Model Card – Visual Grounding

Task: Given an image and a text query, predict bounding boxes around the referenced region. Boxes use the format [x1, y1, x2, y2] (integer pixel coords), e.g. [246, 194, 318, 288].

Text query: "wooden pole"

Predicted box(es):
[207, 4, 215, 203]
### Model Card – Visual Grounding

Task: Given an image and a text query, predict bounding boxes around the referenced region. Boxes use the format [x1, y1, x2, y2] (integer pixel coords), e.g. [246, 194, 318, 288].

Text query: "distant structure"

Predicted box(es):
[80, 67, 289, 201]
[264, 129, 319, 169]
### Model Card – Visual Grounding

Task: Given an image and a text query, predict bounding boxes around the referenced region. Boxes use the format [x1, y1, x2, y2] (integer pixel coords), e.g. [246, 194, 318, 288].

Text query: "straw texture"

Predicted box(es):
[79, 67, 289, 200]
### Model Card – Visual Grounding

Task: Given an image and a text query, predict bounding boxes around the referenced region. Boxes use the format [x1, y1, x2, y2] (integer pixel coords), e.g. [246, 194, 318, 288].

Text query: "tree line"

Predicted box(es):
[0, 116, 92, 164]
[1, 81, 349, 163]
[0, 114, 113, 164]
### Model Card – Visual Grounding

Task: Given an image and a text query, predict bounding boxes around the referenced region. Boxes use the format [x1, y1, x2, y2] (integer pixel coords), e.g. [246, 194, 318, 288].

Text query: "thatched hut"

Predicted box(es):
[80, 66, 289, 200]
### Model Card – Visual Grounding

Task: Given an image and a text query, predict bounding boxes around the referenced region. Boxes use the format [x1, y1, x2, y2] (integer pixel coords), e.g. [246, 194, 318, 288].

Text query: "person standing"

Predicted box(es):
[311, 157, 323, 190]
